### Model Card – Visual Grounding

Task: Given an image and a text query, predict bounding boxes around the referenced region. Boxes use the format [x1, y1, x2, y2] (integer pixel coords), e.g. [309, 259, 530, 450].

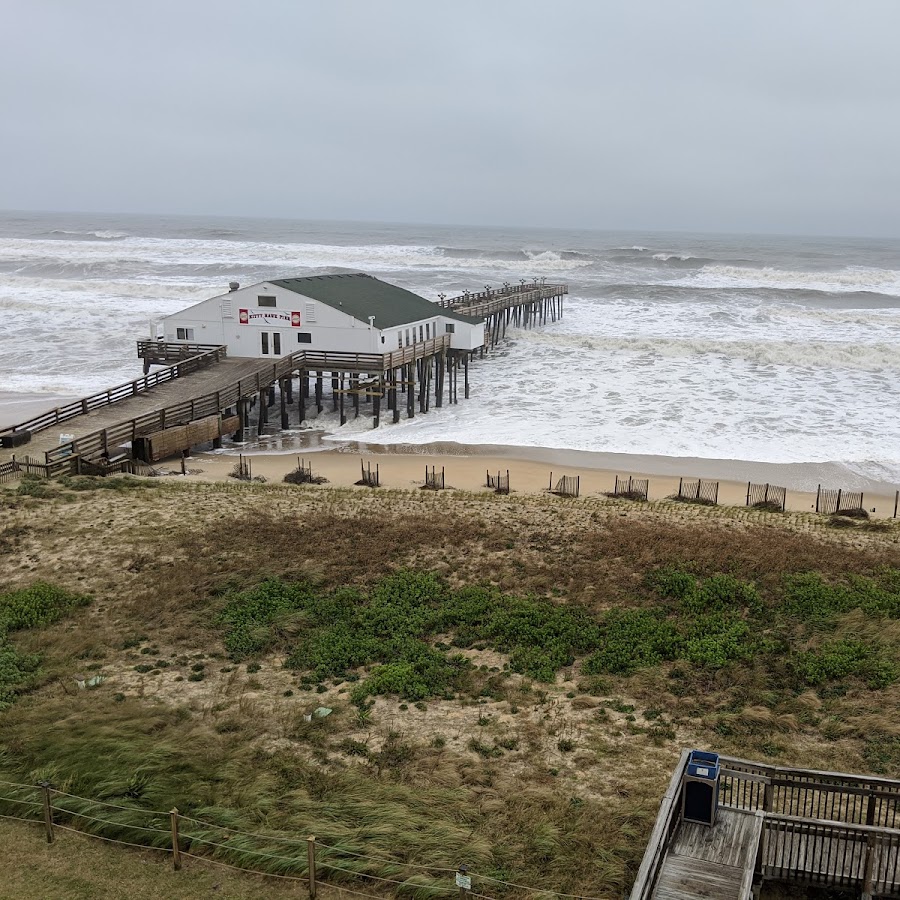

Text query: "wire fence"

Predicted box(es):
[0, 779, 606, 900]
[815, 485, 865, 516]
[675, 478, 719, 505]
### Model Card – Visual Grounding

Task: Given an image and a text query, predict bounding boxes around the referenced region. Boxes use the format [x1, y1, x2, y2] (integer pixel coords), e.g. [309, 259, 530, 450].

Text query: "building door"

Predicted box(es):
[261, 332, 269, 355]
[273, 332, 282, 356]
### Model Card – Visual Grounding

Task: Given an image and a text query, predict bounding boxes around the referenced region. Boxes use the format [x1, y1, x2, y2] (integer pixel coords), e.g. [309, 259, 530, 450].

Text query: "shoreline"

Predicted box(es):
[180, 446, 900, 519]
[1, 388, 896, 502]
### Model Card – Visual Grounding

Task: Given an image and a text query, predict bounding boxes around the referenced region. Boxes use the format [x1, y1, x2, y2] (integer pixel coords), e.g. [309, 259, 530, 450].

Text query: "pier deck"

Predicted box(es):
[631, 751, 900, 900]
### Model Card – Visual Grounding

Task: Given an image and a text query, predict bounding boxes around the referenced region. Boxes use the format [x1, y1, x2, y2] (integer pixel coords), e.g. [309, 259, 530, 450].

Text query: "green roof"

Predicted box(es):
[271, 273, 482, 329]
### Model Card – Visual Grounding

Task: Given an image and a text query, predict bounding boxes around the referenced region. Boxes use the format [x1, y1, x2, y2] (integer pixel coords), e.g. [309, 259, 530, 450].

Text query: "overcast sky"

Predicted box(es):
[2, 1, 899, 236]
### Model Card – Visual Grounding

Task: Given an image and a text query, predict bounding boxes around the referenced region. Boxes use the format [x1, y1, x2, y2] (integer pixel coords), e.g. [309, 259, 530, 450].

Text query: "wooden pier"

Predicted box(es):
[437, 280, 567, 350]
[0, 282, 566, 475]
[631, 750, 900, 899]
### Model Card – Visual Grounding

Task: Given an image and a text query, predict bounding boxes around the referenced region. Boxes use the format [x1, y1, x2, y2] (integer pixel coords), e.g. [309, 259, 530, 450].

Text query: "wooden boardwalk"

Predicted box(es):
[653, 809, 761, 899]
[1, 356, 264, 462]
[631, 751, 900, 899]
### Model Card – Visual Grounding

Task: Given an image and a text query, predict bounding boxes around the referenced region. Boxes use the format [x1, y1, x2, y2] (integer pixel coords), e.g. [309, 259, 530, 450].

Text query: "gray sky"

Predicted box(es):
[2, 0, 899, 235]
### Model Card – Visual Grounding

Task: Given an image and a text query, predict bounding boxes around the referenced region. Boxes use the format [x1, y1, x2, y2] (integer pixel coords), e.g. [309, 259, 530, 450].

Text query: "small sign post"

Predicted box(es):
[456, 864, 472, 900]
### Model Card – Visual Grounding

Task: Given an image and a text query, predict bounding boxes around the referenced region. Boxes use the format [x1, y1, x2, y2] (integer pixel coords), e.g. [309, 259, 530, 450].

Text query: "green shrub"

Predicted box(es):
[794, 639, 899, 689]
[218, 578, 316, 659]
[0, 583, 90, 710]
[0, 583, 90, 637]
[584, 609, 681, 676]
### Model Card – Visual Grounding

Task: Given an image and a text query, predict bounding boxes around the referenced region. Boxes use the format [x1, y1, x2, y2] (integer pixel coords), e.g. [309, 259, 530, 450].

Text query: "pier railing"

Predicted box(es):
[437, 283, 567, 318]
[0, 345, 227, 443]
[39, 336, 453, 475]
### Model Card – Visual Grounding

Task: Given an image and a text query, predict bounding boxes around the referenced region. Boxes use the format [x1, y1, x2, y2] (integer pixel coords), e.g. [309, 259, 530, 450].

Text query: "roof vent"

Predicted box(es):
[229, 281, 240, 292]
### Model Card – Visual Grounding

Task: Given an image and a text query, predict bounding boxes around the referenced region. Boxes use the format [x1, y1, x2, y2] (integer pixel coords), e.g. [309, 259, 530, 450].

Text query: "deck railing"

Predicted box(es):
[0, 345, 227, 443]
[39, 336, 455, 474]
[631, 753, 900, 899]
[719, 755, 900, 828]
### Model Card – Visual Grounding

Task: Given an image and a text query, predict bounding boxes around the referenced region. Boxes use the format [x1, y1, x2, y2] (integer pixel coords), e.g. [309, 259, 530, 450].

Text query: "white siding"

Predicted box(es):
[161, 281, 486, 358]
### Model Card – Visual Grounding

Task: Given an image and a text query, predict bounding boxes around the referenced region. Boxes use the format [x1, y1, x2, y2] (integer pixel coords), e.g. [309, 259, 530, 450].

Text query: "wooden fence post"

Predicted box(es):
[815, 484, 821, 513]
[39, 781, 54, 844]
[307, 835, 317, 899]
[170, 807, 182, 871]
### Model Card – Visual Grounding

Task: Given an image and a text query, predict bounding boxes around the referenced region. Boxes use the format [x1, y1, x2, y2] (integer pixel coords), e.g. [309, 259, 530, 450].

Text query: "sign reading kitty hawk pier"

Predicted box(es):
[239, 309, 302, 327]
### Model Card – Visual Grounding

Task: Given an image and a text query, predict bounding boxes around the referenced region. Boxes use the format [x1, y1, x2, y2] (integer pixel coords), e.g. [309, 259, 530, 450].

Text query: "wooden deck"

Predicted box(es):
[652, 809, 761, 899]
[631, 751, 900, 900]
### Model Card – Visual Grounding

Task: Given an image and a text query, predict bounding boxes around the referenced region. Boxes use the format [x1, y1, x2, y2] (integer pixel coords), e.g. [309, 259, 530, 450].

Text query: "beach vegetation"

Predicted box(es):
[2, 480, 900, 899]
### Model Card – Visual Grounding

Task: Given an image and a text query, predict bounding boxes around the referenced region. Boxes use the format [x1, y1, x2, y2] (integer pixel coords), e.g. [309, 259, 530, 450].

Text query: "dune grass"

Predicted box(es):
[1, 478, 899, 897]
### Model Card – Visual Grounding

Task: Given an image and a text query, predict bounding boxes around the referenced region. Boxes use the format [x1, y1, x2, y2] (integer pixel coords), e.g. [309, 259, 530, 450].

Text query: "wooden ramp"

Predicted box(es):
[1, 356, 264, 461]
[652, 808, 761, 900]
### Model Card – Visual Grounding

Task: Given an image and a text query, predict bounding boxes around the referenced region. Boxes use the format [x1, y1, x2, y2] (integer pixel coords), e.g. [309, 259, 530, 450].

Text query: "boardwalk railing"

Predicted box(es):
[33, 337, 455, 476]
[816, 485, 865, 516]
[0, 345, 228, 444]
[632, 753, 900, 899]
[747, 482, 787, 511]
[630, 750, 691, 899]
[437, 282, 567, 315]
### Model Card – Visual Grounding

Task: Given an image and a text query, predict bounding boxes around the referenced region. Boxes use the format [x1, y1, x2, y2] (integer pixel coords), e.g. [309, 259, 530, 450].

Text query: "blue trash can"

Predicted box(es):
[682, 750, 720, 826]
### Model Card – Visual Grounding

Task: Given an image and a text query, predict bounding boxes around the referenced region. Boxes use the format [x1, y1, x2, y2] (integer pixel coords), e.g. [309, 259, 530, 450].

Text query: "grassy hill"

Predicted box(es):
[1, 475, 898, 897]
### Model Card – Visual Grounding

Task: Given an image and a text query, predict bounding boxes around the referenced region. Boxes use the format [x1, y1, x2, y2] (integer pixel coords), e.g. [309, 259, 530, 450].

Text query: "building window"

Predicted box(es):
[426, 323, 430, 340]
[419, 325, 424, 342]
[258, 296, 276, 307]
[176, 327, 195, 341]
[297, 332, 312, 344]
[261, 332, 269, 355]
[405, 329, 411, 346]
[445, 323, 455, 334]
[273, 333, 281, 355]
[397, 333, 403, 349]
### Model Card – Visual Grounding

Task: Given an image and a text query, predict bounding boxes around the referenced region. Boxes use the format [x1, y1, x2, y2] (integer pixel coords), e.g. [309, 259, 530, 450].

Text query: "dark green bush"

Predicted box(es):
[794, 639, 898, 689]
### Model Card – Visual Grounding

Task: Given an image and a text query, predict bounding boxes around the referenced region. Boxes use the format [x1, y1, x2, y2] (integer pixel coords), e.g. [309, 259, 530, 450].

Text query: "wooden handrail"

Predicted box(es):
[42, 336, 457, 467]
[0, 345, 228, 441]
[629, 749, 690, 899]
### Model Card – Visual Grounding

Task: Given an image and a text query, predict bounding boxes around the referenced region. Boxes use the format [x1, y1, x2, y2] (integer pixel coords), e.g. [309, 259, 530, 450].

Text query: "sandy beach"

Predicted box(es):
[172, 445, 900, 518]
[0, 391, 75, 431]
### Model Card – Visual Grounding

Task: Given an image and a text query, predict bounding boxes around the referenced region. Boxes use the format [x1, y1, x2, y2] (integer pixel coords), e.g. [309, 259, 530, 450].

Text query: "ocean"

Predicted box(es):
[1, 210, 899, 486]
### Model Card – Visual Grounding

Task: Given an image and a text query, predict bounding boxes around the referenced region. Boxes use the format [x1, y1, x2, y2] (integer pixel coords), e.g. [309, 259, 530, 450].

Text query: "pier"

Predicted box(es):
[437, 279, 567, 350]
[631, 750, 900, 899]
[0, 282, 566, 475]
